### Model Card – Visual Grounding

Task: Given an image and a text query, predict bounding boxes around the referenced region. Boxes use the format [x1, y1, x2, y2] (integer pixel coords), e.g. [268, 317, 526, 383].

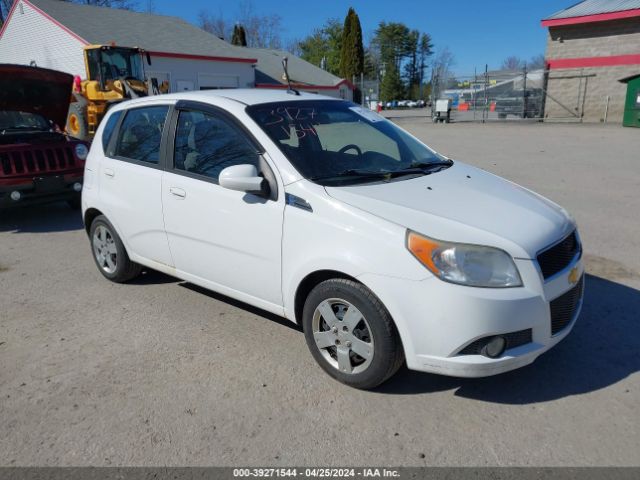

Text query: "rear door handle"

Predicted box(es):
[169, 187, 186, 199]
[103, 168, 115, 178]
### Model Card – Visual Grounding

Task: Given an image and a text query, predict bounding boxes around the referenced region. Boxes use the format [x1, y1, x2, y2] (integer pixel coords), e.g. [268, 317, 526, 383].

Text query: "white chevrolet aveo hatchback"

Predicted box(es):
[82, 89, 584, 389]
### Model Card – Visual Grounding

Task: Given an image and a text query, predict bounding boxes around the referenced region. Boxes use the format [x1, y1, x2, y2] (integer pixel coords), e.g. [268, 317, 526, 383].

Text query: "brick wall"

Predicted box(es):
[544, 65, 636, 122]
[544, 17, 640, 123]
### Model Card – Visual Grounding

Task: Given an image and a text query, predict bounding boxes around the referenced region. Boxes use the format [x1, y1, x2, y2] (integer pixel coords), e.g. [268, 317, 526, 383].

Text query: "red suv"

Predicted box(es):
[0, 64, 89, 209]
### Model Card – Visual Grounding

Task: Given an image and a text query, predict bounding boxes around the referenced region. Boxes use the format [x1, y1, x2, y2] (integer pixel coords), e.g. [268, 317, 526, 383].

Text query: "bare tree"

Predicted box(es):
[528, 54, 546, 70]
[501, 55, 525, 71]
[236, 0, 282, 49]
[198, 9, 230, 40]
[431, 47, 456, 94]
[285, 37, 303, 57]
[198, 1, 283, 49]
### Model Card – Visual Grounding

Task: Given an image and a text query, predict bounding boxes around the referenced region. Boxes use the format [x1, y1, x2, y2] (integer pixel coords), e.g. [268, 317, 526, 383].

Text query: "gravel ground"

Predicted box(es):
[0, 121, 639, 467]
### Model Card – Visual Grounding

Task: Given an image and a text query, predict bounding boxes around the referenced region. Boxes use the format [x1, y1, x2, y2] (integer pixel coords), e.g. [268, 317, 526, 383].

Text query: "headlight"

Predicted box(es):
[406, 230, 522, 288]
[75, 143, 89, 160]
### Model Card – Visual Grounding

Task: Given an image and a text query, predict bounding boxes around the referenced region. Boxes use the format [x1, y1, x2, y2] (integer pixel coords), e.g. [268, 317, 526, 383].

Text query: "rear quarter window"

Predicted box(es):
[101, 110, 122, 154]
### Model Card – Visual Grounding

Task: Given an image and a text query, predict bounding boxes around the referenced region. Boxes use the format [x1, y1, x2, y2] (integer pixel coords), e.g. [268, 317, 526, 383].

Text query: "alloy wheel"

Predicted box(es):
[92, 225, 117, 274]
[311, 298, 374, 374]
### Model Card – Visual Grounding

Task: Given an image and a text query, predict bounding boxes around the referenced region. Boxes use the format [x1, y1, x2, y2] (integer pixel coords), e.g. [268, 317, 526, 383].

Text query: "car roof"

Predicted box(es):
[122, 88, 345, 108]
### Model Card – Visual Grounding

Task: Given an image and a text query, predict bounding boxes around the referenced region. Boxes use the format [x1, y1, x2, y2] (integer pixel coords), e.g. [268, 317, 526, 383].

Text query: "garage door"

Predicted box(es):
[198, 74, 239, 90]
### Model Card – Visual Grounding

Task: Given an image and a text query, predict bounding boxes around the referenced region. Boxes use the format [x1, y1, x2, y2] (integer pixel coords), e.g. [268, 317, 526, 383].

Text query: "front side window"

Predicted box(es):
[114, 106, 168, 164]
[247, 101, 449, 186]
[173, 109, 259, 181]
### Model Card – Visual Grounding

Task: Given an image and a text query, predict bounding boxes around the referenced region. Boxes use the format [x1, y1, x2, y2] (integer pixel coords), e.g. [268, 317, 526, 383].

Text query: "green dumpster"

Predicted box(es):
[619, 74, 640, 128]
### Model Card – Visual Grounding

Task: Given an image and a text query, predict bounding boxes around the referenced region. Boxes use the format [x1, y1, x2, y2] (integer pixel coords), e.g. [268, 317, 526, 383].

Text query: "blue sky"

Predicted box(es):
[152, 0, 572, 74]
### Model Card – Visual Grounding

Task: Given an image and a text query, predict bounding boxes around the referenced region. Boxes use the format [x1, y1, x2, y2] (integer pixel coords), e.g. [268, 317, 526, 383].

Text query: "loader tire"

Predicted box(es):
[66, 101, 90, 142]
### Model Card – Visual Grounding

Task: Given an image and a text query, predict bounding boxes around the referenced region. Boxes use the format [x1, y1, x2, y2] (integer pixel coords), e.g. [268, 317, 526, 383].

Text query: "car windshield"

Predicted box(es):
[0, 111, 50, 132]
[246, 100, 450, 186]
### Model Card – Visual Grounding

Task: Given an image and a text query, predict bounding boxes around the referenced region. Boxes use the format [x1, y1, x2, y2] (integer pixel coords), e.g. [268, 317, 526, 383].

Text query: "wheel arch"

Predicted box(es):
[83, 207, 103, 235]
[293, 270, 358, 328]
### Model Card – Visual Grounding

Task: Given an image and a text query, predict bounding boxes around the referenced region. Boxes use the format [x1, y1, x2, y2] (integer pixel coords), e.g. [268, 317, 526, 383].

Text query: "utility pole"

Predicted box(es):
[483, 64, 488, 123]
[522, 64, 528, 118]
[473, 67, 477, 122]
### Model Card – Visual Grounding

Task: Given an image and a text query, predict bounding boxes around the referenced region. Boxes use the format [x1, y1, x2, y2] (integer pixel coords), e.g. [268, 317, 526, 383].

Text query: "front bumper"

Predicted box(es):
[0, 175, 82, 208]
[358, 256, 584, 378]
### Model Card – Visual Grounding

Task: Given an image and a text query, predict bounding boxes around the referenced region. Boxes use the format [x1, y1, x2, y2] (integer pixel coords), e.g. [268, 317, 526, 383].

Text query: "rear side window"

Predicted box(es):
[114, 106, 169, 164]
[101, 110, 122, 153]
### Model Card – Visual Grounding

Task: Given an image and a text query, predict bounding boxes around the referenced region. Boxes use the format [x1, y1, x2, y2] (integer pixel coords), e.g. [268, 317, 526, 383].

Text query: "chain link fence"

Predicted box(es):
[357, 66, 589, 123]
[428, 68, 546, 122]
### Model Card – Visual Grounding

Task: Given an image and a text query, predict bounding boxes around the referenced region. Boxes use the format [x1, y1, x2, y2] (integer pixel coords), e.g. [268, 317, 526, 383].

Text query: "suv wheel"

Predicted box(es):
[302, 279, 404, 389]
[90, 215, 142, 283]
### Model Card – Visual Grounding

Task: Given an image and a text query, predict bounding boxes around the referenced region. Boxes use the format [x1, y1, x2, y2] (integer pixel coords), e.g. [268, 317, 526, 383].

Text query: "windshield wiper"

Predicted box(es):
[406, 159, 453, 171]
[311, 168, 423, 182]
[310, 160, 453, 183]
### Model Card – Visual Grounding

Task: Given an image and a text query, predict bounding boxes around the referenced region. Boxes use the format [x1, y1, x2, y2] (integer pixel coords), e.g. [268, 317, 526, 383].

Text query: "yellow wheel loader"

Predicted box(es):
[66, 45, 167, 141]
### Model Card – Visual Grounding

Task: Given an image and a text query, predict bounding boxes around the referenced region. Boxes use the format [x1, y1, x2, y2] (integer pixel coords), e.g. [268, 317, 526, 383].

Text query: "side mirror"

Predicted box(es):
[146, 51, 152, 66]
[219, 164, 268, 197]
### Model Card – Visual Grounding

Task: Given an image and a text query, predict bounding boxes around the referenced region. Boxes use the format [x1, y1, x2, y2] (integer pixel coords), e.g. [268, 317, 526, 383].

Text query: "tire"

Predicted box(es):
[67, 196, 81, 210]
[89, 215, 142, 283]
[302, 279, 404, 389]
[66, 101, 90, 141]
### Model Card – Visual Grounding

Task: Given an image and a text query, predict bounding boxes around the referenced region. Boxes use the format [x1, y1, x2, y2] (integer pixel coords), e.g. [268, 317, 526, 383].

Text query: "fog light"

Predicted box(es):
[481, 336, 506, 358]
[73, 182, 82, 192]
[10, 191, 21, 201]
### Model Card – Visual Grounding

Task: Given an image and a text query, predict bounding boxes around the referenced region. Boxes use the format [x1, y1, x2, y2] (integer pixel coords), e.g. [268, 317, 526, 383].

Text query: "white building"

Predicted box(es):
[0, 0, 257, 91]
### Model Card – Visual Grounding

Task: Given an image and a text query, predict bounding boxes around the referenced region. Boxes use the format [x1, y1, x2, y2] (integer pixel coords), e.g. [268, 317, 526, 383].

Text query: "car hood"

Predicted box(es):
[0, 64, 74, 129]
[324, 162, 574, 259]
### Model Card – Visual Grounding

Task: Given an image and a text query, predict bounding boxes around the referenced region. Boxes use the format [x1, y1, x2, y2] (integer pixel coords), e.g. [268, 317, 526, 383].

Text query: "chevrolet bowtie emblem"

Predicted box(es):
[568, 267, 580, 285]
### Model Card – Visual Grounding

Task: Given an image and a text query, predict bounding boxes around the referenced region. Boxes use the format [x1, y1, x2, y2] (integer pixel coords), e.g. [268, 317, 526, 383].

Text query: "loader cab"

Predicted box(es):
[84, 45, 147, 92]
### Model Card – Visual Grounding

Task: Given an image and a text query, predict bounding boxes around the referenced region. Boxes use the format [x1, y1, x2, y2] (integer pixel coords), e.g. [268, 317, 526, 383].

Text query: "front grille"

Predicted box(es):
[537, 230, 581, 280]
[550, 275, 584, 335]
[459, 328, 533, 355]
[0, 147, 76, 176]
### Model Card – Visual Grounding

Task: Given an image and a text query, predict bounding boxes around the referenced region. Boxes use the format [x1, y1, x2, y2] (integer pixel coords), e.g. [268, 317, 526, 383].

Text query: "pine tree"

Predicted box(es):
[231, 24, 248, 47]
[339, 7, 364, 80]
[380, 62, 404, 102]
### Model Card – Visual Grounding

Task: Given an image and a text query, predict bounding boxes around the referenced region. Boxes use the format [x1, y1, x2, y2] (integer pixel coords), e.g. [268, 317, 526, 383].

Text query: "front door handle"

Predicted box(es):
[169, 187, 186, 199]
[103, 168, 115, 178]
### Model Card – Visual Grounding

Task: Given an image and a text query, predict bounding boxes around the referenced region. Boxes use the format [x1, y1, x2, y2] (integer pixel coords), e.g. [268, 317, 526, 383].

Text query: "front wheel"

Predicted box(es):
[89, 215, 142, 283]
[66, 101, 90, 142]
[302, 279, 404, 389]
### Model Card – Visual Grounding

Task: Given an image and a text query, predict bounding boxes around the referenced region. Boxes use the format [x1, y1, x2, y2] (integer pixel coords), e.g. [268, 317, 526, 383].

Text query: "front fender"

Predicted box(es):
[281, 181, 429, 320]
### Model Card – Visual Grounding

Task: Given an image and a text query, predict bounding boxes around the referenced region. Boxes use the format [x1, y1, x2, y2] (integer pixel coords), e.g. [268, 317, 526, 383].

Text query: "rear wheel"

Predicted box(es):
[89, 215, 142, 283]
[302, 279, 404, 389]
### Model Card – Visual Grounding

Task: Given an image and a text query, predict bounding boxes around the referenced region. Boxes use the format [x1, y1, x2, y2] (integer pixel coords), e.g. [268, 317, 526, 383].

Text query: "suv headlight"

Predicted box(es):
[406, 230, 522, 288]
[75, 143, 89, 160]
